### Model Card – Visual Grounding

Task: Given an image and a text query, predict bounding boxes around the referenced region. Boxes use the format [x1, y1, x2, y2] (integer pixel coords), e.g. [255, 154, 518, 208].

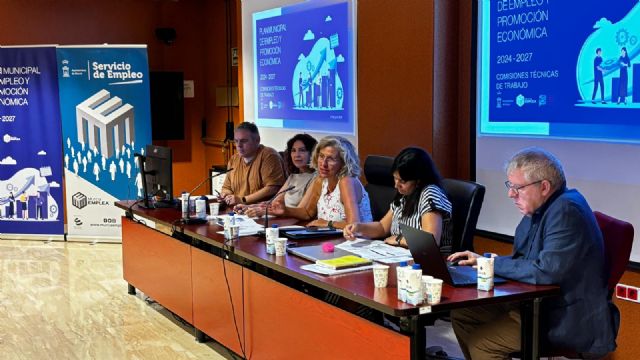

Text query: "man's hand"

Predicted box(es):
[224, 194, 241, 206]
[447, 250, 481, 266]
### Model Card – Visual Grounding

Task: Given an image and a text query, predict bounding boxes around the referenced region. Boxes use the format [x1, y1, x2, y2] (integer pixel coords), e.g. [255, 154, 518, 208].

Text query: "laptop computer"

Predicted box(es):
[281, 227, 344, 240]
[287, 244, 354, 262]
[400, 224, 506, 287]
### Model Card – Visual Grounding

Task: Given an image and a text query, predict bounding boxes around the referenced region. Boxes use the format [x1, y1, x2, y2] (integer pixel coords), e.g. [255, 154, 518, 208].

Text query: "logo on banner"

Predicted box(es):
[71, 191, 110, 209]
[59, 58, 144, 83]
[3, 134, 21, 143]
[61, 60, 70, 78]
[76, 90, 135, 158]
[72, 192, 88, 209]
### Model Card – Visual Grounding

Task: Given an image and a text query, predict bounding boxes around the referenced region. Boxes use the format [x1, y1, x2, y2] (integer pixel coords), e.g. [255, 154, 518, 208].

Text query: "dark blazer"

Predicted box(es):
[494, 187, 619, 355]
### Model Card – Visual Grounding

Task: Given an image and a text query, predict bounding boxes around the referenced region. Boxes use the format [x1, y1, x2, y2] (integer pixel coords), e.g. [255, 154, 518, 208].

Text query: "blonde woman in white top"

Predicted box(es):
[270, 136, 372, 229]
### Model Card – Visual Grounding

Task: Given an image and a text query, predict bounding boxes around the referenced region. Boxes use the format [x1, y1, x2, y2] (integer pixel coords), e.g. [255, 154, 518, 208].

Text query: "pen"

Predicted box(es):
[369, 248, 386, 256]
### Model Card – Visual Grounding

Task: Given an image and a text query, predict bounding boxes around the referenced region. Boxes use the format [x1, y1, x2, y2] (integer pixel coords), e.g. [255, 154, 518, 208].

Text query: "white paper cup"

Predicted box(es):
[209, 202, 220, 216]
[372, 264, 390, 288]
[274, 237, 288, 256]
[422, 275, 434, 299]
[426, 278, 443, 304]
[229, 224, 240, 240]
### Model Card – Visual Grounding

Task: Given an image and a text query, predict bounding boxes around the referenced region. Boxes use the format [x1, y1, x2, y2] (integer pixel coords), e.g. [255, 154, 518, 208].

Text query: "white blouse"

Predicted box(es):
[316, 178, 373, 223]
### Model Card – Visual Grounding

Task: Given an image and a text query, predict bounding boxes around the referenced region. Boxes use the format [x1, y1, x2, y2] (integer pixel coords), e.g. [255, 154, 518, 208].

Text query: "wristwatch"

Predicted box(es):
[241, 196, 247, 204]
[327, 220, 334, 229]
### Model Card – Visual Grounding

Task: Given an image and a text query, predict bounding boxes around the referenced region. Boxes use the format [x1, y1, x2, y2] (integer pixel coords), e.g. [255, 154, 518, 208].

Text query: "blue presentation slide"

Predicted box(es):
[253, 0, 354, 134]
[478, 0, 640, 142]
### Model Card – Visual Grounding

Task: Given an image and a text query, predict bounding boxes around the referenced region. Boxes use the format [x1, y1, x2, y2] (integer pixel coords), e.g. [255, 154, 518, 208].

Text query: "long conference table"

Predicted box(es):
[116, 200, 560, 360]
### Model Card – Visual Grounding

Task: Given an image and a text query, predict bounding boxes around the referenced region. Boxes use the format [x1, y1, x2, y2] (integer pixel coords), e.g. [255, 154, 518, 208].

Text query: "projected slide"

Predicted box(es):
[253, 1, 354, 134]
[478, 0, 640, 142]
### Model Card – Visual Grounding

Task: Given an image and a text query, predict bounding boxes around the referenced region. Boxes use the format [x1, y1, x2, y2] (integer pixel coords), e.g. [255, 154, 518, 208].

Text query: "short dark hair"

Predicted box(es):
[596, 48, 602, 53]
[391, 147, 443, 218]
[235, 122, 259, 137]
[284, 134, 317, 174]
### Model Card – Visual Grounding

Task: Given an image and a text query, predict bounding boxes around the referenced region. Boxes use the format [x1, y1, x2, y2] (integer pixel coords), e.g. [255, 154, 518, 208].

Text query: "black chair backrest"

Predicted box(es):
[440, 178, 485, 253]
[363, 155, 396, 221]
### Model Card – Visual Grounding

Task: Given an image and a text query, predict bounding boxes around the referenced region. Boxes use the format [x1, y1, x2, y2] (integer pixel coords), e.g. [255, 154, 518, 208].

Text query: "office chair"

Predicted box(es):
[363, 155, 396, 221]
[440, 178, 486, 253]
[594, 211, 634, 299]
[511, 211, 633, 359]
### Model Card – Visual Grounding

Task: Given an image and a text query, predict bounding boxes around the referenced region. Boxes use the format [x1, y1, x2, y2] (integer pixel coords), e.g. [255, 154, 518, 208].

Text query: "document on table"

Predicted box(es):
[213, 214, 265, 236]
[334, 239, 412, 263]
[300, 263, 375, 276]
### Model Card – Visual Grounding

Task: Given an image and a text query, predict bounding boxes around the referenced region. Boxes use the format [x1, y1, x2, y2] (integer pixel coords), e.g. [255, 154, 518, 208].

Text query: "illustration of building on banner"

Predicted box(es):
[76, 89, 135, 158]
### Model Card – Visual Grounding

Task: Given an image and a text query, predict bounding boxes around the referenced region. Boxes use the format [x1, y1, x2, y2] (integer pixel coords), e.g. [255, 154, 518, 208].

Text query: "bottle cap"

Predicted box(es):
[484, 252, 493, 258]
[199, 196, 207, 200]
[271, 224, 279, 228]
[399, 261, 408, 267]
[228, 212, 235, 216]
[412, 264, 421, 269]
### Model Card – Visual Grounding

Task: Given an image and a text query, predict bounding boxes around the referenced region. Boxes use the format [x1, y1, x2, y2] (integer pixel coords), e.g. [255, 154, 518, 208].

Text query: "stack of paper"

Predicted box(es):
[335, 239, 413, 263]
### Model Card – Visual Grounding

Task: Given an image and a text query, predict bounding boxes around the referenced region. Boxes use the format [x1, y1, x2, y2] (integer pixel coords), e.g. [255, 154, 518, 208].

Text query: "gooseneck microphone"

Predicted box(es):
[181, 168, 233, 225]
[263, 185, 295, 233]
[188, 168, 233, 196]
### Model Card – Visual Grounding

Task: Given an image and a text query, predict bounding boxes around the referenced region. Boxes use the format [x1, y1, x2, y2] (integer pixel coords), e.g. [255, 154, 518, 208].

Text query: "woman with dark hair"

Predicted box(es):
[344, 147, 452, 249]
[617, 47, 630, 105]
[235, 133, 317, 217]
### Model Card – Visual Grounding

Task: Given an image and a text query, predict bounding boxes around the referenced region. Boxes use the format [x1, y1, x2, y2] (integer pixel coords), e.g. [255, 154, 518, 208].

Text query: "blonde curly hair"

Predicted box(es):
[311, 136, 360, 178]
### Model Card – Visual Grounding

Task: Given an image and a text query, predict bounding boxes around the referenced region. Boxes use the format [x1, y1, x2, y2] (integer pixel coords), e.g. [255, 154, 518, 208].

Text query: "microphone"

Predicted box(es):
[188, 168, 233, 196]
[263, 185, 295, 233]
[181, 168, 233, 225]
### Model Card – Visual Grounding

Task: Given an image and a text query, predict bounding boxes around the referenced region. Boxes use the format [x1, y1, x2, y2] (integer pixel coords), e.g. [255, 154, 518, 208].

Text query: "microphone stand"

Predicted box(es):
[182, 168, 233, 225]
[262, 185, 295, 235]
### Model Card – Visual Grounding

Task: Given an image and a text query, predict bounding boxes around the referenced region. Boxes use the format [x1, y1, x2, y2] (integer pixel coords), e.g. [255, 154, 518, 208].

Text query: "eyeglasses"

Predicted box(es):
[504, 179, 544, 195]
[317, 153, 340, 166]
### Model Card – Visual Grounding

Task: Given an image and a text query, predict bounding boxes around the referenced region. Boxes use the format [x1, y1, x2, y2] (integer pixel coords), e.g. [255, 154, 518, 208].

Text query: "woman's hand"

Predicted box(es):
[233, 204, 248, 214]
[307, 219, 328, 227]
[343, 223, 360, 240]
[268, 201, 285, 216]
[245, 204, 266, 218]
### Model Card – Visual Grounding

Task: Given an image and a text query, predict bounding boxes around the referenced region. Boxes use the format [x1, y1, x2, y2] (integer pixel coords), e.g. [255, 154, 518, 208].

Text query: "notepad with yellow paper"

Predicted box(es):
[315, 255, 372, 270]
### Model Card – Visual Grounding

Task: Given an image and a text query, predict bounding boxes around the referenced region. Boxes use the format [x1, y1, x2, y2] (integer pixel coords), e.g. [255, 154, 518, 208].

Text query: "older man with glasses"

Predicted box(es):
[448, 147, 619, 359]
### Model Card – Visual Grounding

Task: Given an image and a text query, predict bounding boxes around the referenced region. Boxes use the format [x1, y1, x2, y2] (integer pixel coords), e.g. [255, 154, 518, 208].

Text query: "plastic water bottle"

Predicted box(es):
[265, 224, 278, 255]
[397, 261, 409, 301]
[195, 196, 207, 219]
[224, 212, 235, 240]
[406, 264, 424, 305]
[181, 192, 189, 218]
[477, 253, 495, 291]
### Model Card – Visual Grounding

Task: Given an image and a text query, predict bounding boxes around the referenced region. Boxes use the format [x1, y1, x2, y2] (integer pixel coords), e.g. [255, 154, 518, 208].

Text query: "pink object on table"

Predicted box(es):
[321, 242, 335, 253]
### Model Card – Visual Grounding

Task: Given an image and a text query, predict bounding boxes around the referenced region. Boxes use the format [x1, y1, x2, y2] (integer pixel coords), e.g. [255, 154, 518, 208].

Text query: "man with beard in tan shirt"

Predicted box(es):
[221, 122, 286, 206]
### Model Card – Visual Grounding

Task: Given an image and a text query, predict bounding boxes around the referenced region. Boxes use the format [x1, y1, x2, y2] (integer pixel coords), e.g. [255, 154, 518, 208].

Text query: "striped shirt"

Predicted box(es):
[390, 185, 453, 250]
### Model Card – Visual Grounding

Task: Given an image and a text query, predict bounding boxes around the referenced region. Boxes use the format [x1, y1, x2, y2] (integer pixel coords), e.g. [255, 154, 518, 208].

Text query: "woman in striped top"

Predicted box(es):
[344, 147, 453, 249]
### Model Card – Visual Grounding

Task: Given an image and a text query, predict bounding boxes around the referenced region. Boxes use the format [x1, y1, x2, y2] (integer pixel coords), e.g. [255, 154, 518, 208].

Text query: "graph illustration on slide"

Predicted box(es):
[292, 19, 345, 110]
[576, 1, 640, 107]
